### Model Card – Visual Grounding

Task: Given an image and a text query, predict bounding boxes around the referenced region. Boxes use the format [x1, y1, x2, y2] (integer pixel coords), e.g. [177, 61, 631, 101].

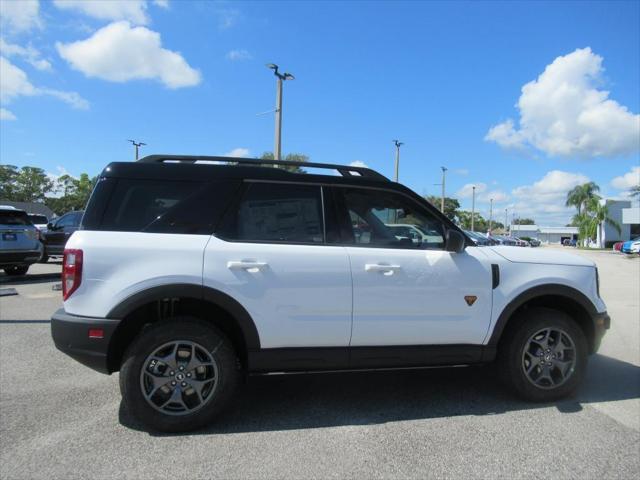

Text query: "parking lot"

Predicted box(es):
[1, 248, 638, 479]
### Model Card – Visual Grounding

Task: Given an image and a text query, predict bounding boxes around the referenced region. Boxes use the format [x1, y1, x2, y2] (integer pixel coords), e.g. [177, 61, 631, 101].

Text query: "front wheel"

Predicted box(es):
[120, 317, 240, 432]
[498, 308, 588, 402]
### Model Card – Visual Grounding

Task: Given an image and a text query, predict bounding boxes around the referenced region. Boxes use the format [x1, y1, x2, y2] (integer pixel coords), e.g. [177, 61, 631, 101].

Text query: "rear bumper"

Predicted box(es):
[44, 244, 65, 256]
[592, 311, 610, 353]
[50, 308, 120, 374]
[0, 248, 43, 267]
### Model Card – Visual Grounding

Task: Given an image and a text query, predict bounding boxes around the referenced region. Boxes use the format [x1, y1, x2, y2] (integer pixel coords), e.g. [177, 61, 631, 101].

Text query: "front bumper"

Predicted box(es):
[51, 308, 120, 374]
[592, 311, 610, 353]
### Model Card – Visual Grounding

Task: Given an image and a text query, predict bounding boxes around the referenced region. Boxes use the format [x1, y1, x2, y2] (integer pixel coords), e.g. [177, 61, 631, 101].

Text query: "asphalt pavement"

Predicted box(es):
[0, 249, 638, 479]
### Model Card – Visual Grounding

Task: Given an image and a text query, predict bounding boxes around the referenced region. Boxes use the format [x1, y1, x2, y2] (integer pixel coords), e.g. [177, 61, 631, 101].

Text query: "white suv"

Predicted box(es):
[51, 155, 610, 432]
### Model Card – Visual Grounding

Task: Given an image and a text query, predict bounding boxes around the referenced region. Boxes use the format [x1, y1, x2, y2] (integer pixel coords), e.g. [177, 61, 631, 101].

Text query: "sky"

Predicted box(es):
[1, 0, 639, 226]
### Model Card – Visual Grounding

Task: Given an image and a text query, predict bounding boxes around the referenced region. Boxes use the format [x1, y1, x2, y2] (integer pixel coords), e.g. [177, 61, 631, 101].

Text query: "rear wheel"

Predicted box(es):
[120, 317, 240, 432]
[499, 308, 587, 402]
[4, 265, 29, 276]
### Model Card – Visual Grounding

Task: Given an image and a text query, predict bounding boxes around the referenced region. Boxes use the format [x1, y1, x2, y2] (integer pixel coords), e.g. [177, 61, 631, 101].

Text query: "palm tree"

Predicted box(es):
[630, 185, 640, 198]
[566, 182, 600, 216]
[583, 197, 621, 247]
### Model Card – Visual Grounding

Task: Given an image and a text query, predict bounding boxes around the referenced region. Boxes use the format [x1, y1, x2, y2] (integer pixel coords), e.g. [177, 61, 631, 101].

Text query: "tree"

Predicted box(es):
[575, 196, 621, 247]
[9, 166, 53, 202]
[0, 164, 19, 199]
[45, 173, 97, 214]
[425, 196, 460, 221]
[630, 185, 640, 198]
[513, 218, 535, 225]
[260, 152, 309, 173]
[566, 182, 600, 216]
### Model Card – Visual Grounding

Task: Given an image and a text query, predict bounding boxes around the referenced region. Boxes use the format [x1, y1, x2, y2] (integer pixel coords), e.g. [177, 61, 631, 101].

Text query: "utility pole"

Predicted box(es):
[471, 185, 476, 232]
[128, 139, 146, 160]
[489, 198, 494, 234]
[440, 166, 448, 213]
[393, 140, 403, 182]
[266, 64, 294, 160]
[505, 208, 508, 235]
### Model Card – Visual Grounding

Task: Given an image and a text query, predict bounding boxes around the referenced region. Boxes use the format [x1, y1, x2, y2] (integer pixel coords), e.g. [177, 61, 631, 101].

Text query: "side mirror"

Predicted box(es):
[46, 222, 54, 230]
[445, 229, 466, 253]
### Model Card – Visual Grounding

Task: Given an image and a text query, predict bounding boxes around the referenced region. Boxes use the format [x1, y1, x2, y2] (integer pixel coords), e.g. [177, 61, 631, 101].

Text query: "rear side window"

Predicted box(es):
[98, 179, 239, 234]
[0, 210, 30, 226]
[219, 183, 324, 244]
[28, 214, 48, 224]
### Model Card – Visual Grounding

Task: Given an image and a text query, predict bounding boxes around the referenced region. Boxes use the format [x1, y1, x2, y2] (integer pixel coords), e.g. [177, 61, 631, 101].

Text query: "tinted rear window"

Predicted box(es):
[0, 210, 30, 226]
[96, 179, 239, 234]
[28, 215, 48, 224]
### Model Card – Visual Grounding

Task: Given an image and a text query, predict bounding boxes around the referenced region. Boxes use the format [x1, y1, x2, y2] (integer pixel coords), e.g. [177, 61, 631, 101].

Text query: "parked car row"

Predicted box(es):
[0, 205, 83, 275]
[462, 231, 540, 247]
[614, 237, 640, 255]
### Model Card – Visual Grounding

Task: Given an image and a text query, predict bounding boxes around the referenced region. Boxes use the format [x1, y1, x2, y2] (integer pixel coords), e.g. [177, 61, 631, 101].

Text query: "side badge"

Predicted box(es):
[464, 295, 477, 306]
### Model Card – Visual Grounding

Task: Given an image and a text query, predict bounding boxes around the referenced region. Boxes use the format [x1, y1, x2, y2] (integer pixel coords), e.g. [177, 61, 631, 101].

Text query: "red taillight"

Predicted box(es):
[88, 328, 104, 339]
[62, 249, 83, 301]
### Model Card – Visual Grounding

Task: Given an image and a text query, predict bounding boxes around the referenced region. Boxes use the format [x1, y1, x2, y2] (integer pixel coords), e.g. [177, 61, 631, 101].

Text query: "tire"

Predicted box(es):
[498, 307, 587, 402]
[4, 265, 29, 276]
[120, 317, 240, 432]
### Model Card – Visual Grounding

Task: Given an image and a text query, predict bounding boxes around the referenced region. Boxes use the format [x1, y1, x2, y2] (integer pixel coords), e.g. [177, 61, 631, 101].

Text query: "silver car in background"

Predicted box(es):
[0, 206, 43, 276]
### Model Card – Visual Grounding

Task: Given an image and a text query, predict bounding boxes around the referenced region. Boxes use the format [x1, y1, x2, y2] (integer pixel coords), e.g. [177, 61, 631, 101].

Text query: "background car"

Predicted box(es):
[488, 234, 517, 246]
[621, 237, 640, 254]
[463, 230, 492, 246]
[613, 241, 624, 252]
[40, 210, 83, 261]
[0, 206, 44, 275]
[27, 213, 49, 232]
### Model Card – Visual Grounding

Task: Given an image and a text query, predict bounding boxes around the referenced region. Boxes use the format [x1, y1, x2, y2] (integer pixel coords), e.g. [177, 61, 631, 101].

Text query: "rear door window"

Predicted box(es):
[218, 182, 324, 244]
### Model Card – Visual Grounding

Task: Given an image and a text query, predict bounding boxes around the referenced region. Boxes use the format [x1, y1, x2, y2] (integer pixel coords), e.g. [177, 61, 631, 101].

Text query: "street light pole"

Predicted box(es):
[440, 166, 448, 213]
[471, 185, 476, 232]
[505, 208, 508, 235]
[489, 198, 494, 234]
[393, 140, 403, 182]
[128, 139, 146, 161]
[267, 64, 294, 161]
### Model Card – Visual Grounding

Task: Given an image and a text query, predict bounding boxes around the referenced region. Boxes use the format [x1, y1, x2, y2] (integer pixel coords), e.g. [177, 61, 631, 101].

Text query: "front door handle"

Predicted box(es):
[227, 261, 268, 272]
[365, 263, 401, 274]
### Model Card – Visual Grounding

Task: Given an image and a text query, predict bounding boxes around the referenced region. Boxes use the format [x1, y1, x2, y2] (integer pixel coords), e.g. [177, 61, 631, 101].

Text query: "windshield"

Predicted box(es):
[0, 210, 31, 226]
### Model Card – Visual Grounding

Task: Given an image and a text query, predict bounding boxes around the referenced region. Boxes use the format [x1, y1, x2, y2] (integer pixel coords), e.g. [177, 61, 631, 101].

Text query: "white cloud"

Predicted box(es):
[215, 7, 240, 30]
[457, 182, 487, 198]
[350, 160, 368, 168]
[611, 166, 640, 191]
[0, 38, 51, 71]
[0, 56, 89, 111]
[0, 107, 16, 120]
[153, 0, 169, 8]
[0, 0, 42, 32]
[56, 21, 201, 89]
[486, 48, 640, 158]
[226, 49, 252, 61]
[53, 0, 149, 25]
[225, 148, 250, 158]
[453, 168, 469, 176]
[510, 170, 591, 225]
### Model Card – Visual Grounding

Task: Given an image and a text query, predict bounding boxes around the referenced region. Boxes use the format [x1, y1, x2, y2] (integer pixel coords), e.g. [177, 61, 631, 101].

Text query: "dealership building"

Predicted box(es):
[511, 199, 640, 247]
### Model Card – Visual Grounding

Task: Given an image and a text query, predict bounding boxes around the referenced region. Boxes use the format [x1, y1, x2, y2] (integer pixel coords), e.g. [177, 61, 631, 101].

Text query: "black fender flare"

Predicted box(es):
[106, 283, 260, 350]
[487, 283, 598, 347]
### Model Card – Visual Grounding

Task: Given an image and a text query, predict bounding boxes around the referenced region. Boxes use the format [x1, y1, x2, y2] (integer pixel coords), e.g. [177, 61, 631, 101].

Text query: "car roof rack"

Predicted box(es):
[137, 154, 389, 182]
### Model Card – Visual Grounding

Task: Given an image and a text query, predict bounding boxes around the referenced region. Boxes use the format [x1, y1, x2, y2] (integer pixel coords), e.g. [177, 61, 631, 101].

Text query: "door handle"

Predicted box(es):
[365, 263, 401, 273]
[227, 261, 268, 272]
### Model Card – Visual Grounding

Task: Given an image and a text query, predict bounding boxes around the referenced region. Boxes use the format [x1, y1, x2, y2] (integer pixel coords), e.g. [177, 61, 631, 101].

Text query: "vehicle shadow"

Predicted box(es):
[0, 272, 60, 285]
[119, 353, 640, 436]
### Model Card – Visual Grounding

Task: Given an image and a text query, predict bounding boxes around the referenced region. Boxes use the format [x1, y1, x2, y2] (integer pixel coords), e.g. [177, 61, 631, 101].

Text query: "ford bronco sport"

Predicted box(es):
[51, 155, 610, 432]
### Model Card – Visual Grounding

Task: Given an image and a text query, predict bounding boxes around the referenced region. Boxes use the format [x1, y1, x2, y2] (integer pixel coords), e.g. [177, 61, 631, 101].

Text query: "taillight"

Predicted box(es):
[62, 249, 83, 300]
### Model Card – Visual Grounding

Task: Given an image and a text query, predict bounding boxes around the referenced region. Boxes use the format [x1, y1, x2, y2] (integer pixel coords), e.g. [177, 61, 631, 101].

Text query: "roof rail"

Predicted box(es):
[137, 154, 389, 181]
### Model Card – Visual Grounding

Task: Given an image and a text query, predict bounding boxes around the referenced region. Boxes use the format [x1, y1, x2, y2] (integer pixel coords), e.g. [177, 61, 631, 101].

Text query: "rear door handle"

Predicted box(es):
[365, 263, 401, 274]
[227, 261, 268, 272]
